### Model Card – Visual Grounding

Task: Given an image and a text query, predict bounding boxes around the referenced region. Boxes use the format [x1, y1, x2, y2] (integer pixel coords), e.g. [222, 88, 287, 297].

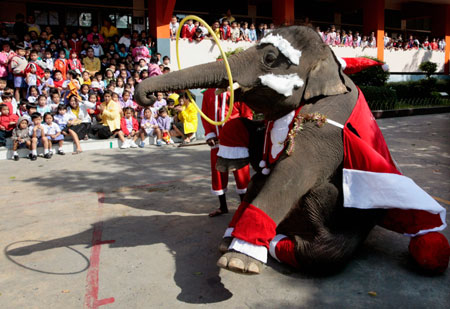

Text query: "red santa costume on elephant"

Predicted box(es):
[216, 57, 450, 273]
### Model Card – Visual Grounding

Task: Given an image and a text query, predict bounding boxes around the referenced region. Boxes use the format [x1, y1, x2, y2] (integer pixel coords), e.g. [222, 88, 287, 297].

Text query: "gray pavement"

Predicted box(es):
[0, 113, 449, 308]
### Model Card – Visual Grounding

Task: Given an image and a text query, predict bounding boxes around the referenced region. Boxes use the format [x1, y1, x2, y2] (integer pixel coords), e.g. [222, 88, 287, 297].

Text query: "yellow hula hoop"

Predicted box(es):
[176, 15, 234, 126]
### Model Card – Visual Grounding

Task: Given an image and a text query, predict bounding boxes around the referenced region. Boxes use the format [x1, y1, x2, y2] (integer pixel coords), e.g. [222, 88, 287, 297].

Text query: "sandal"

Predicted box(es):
[209, 208, 229, 217]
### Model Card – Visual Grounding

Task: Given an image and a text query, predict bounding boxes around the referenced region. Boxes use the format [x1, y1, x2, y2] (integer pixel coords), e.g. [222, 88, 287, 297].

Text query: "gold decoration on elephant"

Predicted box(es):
[285, 113, 327, 156]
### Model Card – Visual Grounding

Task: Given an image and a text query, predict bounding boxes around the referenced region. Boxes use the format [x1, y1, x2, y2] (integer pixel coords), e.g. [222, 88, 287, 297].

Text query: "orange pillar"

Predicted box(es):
[148, 0, 176, 39]
[445, 5, 450, 74]
[363, 0, 385, 61]
[272, 0, 294, 26]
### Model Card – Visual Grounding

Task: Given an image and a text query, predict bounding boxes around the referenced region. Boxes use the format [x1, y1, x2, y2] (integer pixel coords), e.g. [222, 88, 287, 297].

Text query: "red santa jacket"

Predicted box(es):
[181, 24, 196, 39]
[201, 88, 253, 141]
[120, 116, 139, 136]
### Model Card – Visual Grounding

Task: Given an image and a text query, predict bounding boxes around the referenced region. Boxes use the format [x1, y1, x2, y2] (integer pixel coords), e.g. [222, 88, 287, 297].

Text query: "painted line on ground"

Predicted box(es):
[84, 192, 115, 309]
[433, 196, 450, 206]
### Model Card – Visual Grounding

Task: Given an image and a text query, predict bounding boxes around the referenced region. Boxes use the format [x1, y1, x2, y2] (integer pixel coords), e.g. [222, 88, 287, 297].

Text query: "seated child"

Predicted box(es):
[49, 91, 61, 112]
[36, 95, 51, 116]
[120, 107, 139, 148]
[1, 93, 16, 115]
[139, 107, 161, 147]
[0, 103, 19, 146]
[54, 105, 83, 154]
[17, 99, 29, 117]
[154, 92, 167, 109]
[43, 112, 65, 155]
[11, 117, 31, 160]
[27, 86, 39, 103]
[28, 112, 49, 160]
[157, 107, 174, 144]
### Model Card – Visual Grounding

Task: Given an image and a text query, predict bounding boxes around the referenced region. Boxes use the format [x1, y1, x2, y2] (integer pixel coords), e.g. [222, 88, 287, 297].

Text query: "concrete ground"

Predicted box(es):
[0, 113, 449, 308]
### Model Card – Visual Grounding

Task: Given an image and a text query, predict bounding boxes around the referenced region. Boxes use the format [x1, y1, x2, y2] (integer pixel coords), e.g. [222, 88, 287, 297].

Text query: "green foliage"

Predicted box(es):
[216, 47, 245, 60]
[419, 61, 438, 79]
[348, 57, 390, 87]
[359, 86, 397, 110]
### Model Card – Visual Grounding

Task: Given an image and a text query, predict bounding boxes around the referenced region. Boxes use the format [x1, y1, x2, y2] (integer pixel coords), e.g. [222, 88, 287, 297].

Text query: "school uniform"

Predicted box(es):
[43, 122, 64, 141]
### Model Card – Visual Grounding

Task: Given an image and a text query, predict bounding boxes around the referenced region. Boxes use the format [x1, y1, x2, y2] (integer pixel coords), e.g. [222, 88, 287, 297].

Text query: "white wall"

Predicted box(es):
[168, 39, 446, 73]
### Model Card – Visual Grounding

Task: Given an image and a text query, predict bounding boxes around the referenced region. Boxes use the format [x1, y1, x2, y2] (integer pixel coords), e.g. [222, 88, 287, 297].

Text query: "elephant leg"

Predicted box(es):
[273, 181, 382, 272]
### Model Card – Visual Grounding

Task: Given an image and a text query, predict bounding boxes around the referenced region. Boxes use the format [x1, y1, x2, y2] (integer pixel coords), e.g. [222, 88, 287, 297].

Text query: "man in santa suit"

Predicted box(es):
[201, 87, 253, 217]
[181, 19, 196, 40]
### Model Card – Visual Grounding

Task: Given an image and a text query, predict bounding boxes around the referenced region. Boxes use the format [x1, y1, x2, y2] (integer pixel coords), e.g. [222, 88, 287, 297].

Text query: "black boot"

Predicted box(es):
[239, 193, 245, 202]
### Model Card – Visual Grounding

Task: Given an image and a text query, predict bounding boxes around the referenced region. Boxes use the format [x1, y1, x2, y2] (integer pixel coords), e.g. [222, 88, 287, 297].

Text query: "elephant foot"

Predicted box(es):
[218, 237, 233, 253]
[217, 252, 262, 274]
[216, 157, 249, 173]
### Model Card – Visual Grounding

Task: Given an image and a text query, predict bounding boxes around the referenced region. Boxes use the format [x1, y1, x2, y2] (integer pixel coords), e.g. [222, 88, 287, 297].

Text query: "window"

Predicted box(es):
[49, 11, 59, 25]
[34, 10, 48, 25]
[66, 11, 78, 26]
[79, 13, 92, 27]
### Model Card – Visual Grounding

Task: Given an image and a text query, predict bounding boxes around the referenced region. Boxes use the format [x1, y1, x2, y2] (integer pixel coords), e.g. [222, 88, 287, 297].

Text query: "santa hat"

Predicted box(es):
[337, 57, 389, 75]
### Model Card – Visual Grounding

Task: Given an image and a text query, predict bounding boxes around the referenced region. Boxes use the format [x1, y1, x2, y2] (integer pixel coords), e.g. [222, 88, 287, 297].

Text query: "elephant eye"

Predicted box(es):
[264, 52, 277, 65]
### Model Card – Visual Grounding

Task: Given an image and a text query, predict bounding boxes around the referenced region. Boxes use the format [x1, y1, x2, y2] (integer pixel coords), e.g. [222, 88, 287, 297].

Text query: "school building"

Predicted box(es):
[2, 0, 450, 74]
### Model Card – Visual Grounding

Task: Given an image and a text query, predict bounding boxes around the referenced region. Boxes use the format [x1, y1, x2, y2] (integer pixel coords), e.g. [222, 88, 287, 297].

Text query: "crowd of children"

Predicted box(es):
[0, 16, 202, 160]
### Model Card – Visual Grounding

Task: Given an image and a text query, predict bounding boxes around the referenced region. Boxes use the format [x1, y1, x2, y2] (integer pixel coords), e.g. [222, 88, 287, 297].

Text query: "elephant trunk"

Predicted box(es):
[134, 48, 257, 107]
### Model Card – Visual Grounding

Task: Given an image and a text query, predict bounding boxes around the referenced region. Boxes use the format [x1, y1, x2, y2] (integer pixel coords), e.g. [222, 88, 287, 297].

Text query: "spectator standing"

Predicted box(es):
[54, 50, 68, 80]
[169, 16, 179, 40]
[10, 44, 28, 102]
[230, 22, 241, 42]
[220, 21, 231, 40]
[181, 19, 196, 40]
[13, 14, 28, 41]
[27, 16, 41, 36]
[256, 23, 265, 40]
[87, 25, 105, 44]
[118, 32, 131, 50]
[220, 9, 235, 24]
[91, 36, 104, 57]
[100, 18, 118, 42]
[439, 38, 446, 51]
[132, 40, 150, 63]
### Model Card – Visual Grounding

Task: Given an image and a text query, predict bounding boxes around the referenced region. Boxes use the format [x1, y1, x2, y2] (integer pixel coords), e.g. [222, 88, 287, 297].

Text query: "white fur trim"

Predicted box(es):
[262, 168, 271, 175]
[211, 188, 227, 196]
[205, 132, 217, 140]
[269, 234, 287, 262]
[343, 168, 446, 237]
[236, 187, 247, 194]
[229, 238, 268, 263]
[259, 73, 304, 97]
[381, 63, 389, 71]
[271, 110, 296, 159]
[260, 34, 302, 65]
[223, 227, 234, 238]
[337, 57, 347, 70]
[259, 160, 266, 168]
[217, 145, 249, 159]
[326, 119, 344, 129]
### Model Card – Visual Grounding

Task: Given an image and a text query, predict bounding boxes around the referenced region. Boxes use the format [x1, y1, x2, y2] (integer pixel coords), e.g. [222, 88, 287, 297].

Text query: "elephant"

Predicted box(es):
[135, 26, 449, 275]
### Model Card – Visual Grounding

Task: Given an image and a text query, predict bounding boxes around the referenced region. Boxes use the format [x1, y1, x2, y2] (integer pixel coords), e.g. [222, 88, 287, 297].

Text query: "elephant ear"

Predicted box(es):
[303, 51, 348, 101]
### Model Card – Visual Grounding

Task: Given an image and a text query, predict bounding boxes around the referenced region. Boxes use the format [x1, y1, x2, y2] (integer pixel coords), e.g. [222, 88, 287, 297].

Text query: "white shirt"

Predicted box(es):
[42, 122, 61, 135]
[29, 124, 43, 138]
[54, 113, 75, 126]
[170, 22, 179, 36]
[118, 36, 131, 48]
[125, 118, 133, 132]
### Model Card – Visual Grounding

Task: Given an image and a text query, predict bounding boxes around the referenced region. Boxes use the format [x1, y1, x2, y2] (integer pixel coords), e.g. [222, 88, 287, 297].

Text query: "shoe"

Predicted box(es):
[57, 150, 65, 155]
[156, 140, 162, 146]
[168, 139, 175, 145]
[13, 154, 19, 161]
[130, 141, 138, 148]
[44, 153, 52, 159]
[160, 140, 167, 145]
[30, 155, 37, 161]
[138, 142, 145, 148]
[120, 140, 130, 149]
